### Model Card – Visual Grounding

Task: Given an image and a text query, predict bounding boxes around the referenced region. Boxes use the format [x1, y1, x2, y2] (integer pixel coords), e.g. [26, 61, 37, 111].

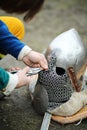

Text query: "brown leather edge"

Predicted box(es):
[51, 105, 87, 124]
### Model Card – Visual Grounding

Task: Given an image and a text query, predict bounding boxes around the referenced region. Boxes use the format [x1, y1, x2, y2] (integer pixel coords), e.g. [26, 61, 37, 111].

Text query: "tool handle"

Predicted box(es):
[40, 112, 51, 130]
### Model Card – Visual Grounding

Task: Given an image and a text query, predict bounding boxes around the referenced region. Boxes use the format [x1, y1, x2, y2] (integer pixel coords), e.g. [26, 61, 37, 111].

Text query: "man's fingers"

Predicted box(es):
[22, 66, 30, 74]
[39, 59, 48, 70]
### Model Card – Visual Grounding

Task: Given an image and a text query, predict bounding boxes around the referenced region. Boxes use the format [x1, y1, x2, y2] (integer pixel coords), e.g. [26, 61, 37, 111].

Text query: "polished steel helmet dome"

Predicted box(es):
[46, 28, 87, 72]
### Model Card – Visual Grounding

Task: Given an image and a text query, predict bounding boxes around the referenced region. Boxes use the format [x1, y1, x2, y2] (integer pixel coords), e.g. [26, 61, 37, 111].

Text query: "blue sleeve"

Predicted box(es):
[0, 20, 25, 59]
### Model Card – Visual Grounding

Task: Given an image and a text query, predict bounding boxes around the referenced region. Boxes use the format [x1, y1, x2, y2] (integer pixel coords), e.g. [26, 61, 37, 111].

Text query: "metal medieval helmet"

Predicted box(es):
[41, 29, 87, 97]
[45, 28, 87, 72]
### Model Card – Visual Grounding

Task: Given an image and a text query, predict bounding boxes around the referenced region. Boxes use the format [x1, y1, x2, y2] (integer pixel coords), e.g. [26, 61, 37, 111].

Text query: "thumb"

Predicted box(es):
[22, 66, 30, 74]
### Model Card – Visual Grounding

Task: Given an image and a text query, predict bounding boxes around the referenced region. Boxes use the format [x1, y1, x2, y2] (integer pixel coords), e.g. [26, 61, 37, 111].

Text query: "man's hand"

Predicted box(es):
[22, 50, 48, 70]
[16, 67, 31, 88]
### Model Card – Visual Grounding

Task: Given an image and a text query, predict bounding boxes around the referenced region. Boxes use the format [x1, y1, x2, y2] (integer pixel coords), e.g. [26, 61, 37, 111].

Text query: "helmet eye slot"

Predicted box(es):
[56, 67, 65, 75]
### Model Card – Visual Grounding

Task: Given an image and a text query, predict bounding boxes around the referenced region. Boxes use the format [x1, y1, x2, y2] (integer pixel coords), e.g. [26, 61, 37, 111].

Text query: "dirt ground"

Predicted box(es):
[0, 0, 87, 130]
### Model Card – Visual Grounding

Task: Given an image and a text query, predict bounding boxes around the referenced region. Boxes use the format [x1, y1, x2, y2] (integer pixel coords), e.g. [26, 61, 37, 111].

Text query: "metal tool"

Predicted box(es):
[10, 67, 43, 76]
[40, 112, 52, 130]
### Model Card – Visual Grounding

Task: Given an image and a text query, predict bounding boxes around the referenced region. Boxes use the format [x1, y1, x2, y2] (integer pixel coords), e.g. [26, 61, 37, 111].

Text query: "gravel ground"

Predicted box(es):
[0, 0, 87, 130]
